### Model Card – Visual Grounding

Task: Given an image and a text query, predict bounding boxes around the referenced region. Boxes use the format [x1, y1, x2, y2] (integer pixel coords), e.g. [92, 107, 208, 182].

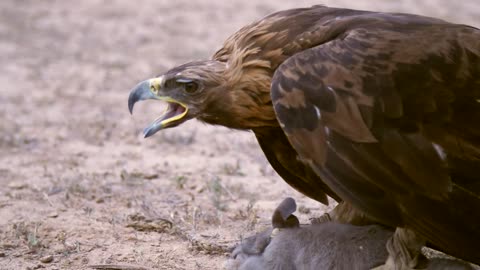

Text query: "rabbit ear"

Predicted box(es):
[272, 197, 299, 228]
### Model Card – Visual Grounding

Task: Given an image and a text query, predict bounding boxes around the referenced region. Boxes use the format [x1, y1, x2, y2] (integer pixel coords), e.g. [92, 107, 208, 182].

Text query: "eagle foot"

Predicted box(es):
[372, 227, 427, 270]
[325, 201, 375, 226]
[310, 213, 331, 224]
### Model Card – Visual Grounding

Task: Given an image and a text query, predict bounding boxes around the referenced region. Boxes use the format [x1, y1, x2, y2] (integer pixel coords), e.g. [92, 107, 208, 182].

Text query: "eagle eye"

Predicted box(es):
[176, 79, 199, 94]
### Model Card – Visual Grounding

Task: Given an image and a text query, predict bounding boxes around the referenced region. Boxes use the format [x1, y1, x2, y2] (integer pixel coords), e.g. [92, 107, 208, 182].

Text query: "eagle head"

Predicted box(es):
[128, 60, 229, 137]
[128, 60, 277, 137]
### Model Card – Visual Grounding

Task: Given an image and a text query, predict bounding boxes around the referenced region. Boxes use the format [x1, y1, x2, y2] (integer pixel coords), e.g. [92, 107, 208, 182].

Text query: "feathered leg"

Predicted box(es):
[311, 201, 374, 225]
[373, 227, 427, 270]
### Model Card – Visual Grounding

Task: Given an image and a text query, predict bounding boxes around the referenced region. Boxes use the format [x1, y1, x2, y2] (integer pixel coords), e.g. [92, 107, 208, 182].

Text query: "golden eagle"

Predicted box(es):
[128, 5, 480, 267]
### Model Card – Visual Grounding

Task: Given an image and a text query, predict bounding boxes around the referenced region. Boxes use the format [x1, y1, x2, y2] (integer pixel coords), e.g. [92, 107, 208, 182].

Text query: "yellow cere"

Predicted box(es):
[149, 77, 163, 94]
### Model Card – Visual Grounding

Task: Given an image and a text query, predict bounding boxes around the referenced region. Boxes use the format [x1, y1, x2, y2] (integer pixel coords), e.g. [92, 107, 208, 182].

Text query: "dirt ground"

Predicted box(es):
[0, 1, 479, 269]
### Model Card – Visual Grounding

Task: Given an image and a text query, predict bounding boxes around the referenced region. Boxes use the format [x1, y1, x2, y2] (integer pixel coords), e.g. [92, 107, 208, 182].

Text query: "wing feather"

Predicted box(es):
[271, 24, 480, 263]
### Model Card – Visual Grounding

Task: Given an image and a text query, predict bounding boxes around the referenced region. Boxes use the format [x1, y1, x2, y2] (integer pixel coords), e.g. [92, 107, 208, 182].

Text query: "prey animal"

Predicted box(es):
[227, 198, 473, 270]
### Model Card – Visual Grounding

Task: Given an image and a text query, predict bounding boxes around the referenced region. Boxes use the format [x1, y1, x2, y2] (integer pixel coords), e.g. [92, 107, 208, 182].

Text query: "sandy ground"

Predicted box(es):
[0, 1, 479, 269]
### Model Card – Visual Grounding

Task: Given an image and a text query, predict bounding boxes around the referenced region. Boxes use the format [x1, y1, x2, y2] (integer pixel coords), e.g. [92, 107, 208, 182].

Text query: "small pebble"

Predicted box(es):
[47, 212, 58, 218]
[40, 255, 53, 263]
[7, 182, 28, 190]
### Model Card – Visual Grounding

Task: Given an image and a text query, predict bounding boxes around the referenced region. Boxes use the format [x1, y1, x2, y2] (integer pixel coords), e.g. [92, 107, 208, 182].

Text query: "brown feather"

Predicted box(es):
[269, 7, 480, 263]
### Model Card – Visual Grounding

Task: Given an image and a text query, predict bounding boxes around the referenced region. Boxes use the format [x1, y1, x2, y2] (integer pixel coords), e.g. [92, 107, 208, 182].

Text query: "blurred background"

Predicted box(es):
[1, 1, 479, 269]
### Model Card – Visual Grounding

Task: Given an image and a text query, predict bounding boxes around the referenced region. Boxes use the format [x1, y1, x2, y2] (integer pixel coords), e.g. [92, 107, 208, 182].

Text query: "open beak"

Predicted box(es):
[128, 78, 189, 138]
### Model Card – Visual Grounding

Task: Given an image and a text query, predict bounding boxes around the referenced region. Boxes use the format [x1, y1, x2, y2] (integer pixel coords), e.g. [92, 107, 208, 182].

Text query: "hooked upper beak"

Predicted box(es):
[128, 79, 157, 114]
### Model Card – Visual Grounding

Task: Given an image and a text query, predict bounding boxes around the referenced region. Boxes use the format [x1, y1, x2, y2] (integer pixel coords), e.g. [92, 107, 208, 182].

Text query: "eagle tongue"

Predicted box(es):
[163, 102, 181, 120]
[153, 102, 185, 124]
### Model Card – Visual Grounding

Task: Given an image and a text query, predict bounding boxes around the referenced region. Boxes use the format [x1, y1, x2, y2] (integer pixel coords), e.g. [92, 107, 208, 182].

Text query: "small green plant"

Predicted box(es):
[173, 175, 188, 189]
[221, 160, 245, 176]
[27, 228, 40, 250]
[208, 176, 228, 211]
[13, 222, 42, 251]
